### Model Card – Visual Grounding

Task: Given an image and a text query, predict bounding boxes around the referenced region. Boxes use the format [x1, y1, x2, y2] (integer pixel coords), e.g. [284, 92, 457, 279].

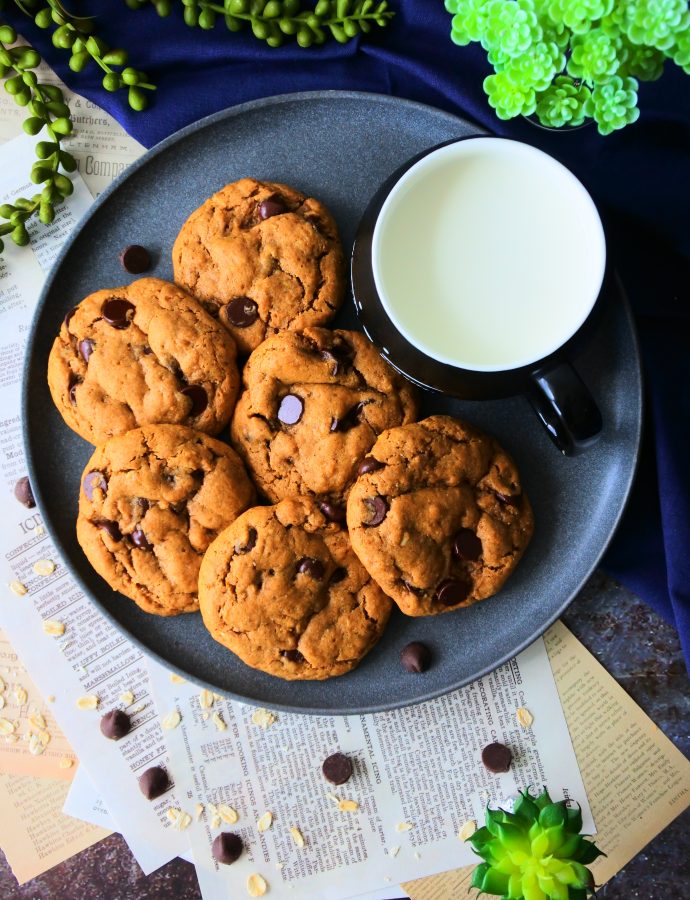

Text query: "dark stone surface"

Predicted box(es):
[1, 573, 688, 898]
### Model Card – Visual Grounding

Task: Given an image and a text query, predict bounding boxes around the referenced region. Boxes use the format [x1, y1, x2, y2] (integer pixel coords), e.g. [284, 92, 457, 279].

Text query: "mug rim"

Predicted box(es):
[370, 136, 607, 374]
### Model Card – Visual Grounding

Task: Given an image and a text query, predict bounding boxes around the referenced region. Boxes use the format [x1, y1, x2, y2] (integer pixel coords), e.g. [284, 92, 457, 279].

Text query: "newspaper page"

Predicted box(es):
[403, 621, 690, 899]
[148, 634, 593, 900]
[0, 133, 189, 875]
[0, 772, 110, 885]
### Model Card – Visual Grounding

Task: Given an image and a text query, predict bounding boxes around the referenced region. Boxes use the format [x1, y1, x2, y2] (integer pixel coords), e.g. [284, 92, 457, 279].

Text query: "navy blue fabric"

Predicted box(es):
[7, 2, 690, 666]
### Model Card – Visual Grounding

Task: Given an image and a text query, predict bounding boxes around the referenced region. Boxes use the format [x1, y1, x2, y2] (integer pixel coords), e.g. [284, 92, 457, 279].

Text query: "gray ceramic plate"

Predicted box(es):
[23, 92, 641, 715]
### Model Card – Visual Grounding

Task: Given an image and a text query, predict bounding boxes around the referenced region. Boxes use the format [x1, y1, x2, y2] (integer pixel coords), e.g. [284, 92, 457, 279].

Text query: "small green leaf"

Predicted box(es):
[23, 117, 45, 136]
[51, 117, 73, 136]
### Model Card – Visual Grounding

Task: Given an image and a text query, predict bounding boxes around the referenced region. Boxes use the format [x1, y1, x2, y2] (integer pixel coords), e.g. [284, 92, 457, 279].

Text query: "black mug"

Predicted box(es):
[351, 137, 605, 456]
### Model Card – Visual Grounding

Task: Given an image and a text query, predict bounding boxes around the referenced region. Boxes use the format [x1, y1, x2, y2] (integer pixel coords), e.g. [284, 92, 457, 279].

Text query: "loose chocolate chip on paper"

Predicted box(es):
[138, 765, 170, 800]
[258, 197, 287, 220]
[181, 384, 208, 417]
[452, 529, 482, 561]
[297, 557, 325, 580]
[319, 501, 346, 524]
[212, 831, 243, 865]
[83, 470, 107, 501]
[78, 339, 95, 363]
[481, 742, 513, 773]
[277, 393, 303, 425]
[363, 496, 388, 527]
[102, 297, 135, 329]
[119, 244, 151, 274]
[14, 476, 35, 509]
[357, 456, 384, 477]
[100, 709, 131, 741]
[224, 297, 258, 328]
[322, 752, 353, 785]
[400, 642, 432, 673]
[434, 577, 471, 606]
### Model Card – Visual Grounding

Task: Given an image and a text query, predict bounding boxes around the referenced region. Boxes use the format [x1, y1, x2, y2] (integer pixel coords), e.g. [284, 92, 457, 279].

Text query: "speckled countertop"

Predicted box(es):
[1, 572, 688, 899]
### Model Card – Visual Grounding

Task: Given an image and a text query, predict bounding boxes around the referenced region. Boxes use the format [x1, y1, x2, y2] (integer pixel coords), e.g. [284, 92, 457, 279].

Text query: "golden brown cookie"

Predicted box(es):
[230, 328, 418, 512]
[172, 178, 344, 354]
[76, 425, 255, 616]
[48, 277, 240, 445]
[198, 497, 393, 680]
[346, 416, 534, 616]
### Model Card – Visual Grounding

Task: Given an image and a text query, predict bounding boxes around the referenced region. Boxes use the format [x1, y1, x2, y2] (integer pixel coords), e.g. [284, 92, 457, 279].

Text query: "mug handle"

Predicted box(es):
[527, 362, 602, 455]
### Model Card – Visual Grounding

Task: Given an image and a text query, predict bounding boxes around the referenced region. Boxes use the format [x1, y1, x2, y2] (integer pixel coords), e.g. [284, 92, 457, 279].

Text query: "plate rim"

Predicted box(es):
[22, 91, 643, 714]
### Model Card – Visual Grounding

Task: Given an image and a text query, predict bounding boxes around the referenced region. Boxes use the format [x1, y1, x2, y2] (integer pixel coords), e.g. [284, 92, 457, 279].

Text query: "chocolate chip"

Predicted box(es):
[400, 641, 432, 673]
[321, 340, 354, 375]
[78, 339, 94, 363]
[224, 297, 259, 328]
[330, 402, 365, 433]
[102, 297, 135, 329]
[322, 752, 353, 785]
[96, 519, 122, 541]
[435, 577, 471, 606]
[329, 567, 347, 584]
[236, 527, 257, 554]
[402, 580, 424, 594]
[363, 496, 388, 527]
[297, 557, 325, 580]
[277, 393, 303, 425]
[14, 476, 35, 509]
[357, 457, 384, 476]
[212, 831, 243, 865]
[134, 497, 149, 512]
[68, 373, 81, 404]
[64, 306, 77, 330]
[319, 501, 346, 523]
[142, 345, 153, 355]
[131, 527, 151, 550]
[258, 197, 287, 220]
[281, 649, 305, 663]
[138, 765, 170, 800]
[481, 742, 513, 773]
[181, 384, 208, 417]
[452, 529, 482, 561]
[83, 470, 107, 501]
[496, 491, 520, 507]
[100, 709, 131, 741]
[119, 244, 151, 274]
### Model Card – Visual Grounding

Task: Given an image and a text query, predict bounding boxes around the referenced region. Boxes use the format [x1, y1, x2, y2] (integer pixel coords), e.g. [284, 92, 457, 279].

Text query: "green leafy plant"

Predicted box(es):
[444, 0, 690, 133]
[465, 787, 605, 900]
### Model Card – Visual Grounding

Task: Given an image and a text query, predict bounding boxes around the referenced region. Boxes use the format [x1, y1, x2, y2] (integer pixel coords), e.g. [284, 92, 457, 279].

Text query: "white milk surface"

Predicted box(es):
[373, 139, 606, 371]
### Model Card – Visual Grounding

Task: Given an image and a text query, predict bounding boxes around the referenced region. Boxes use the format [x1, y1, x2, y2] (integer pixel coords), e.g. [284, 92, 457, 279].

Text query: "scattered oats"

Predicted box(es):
[167, 808, 181, 826]
[199, 689, 214, 709]
[169, 673, 186, 684]
[338, 799, 359, 812]
[9, 580, 28, 597]
[218, 803, 239, 825]
[33, 559, 56, 576]
[76, 694, 99, 711]
[388, 846, 400, 858]
[175, 811, 192, 831]
[257, 811, 273, 833]
[459, 819, 477, 841]
[29, 733, 46, 755]
[516, 706, 534, 729]
[35, 525, 45, 535]
[201, 712, 209, 721]
[396, 822, 413, 832]
[400, 532, 410, 546]
[247, 874, 268, 897]
[290, 826, 305, 848]
[132, 702, 146, 713]
[251, 707, 276, 729]
[211, 814, 222, 829]
[59, 757, 74, 769]
[42, 620, 65, 636]
[195, 803, 204, 821]
[29, 711, 46, 730]
[12, 687, 28, 705]
[414, 851, 421, 860]
[212, 711, 227, 732]
[119, 691, 135, 705]
[0, 696, 4, 710]
[162, 709, 182, 730]
[326, 793, 340, 805]
[47, 695, 55, 703]
[207, 802, 218, 816]
[212, 693, 224, 702]
[0, 718, 16, 735]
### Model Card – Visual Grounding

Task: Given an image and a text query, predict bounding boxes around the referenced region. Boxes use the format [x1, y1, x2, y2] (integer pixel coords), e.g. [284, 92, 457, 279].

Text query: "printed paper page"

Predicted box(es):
[0, 772, 109, 886]
[148, 633, 591, 900]
[63, 765, 117, 831]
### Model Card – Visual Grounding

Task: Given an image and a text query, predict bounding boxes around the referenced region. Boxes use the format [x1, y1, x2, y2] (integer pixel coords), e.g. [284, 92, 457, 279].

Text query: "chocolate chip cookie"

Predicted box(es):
[76, 425, 255, 615]
[230, 328, 418, 512]
[198, 497, 393, 680]
[172, 178, 345, 355]
[48, 278, 240, 445]
[346, 416, 534, 616]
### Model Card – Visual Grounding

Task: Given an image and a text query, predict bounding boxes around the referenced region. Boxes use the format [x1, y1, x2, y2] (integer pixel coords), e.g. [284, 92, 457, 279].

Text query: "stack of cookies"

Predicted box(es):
[47, 177, 534, 683]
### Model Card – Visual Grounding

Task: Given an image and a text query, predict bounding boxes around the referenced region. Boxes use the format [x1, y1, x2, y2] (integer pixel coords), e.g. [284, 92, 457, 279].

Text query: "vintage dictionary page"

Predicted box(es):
[148, 634, 592, 900]
[403, 620, 690, 898]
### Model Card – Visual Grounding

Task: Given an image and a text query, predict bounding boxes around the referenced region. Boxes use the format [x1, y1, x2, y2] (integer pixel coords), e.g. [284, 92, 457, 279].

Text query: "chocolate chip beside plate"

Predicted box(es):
[322, 752, 353, 785]
[297, 557, 325, 580]
[363, 496, 388, 527]
[83, 470, 107, 501]
[102, 297, 135, 329]
[78, 339, 94, 363]
[452, 529, 482, 561]
[119, 244, 151, 274]
[212, 831, 243, 865]
[100, 709, 131, 741]
[131, 527, 151, 550]
[138, 765, 170, 800]
[14, 475, 35, 509]
[481, 741, 513, 773]
[224, 297, 258, 328]
[434, 577, 470, 606]
[400, 641, 432, 673]
[258, 197, 287, 220]
[277, 393, 303, 425]
[319, 501, 346, 523]
[357, 456, 384, 476]
[181, 384, 208, 417]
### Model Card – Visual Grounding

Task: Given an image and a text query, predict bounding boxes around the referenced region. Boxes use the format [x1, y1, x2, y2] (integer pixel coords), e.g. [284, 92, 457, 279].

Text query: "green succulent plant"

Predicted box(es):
[465, 787, 604, 900]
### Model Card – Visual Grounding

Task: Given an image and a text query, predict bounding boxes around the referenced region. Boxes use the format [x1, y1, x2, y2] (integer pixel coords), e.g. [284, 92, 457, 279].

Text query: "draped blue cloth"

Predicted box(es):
[7, 2, 690, 667]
